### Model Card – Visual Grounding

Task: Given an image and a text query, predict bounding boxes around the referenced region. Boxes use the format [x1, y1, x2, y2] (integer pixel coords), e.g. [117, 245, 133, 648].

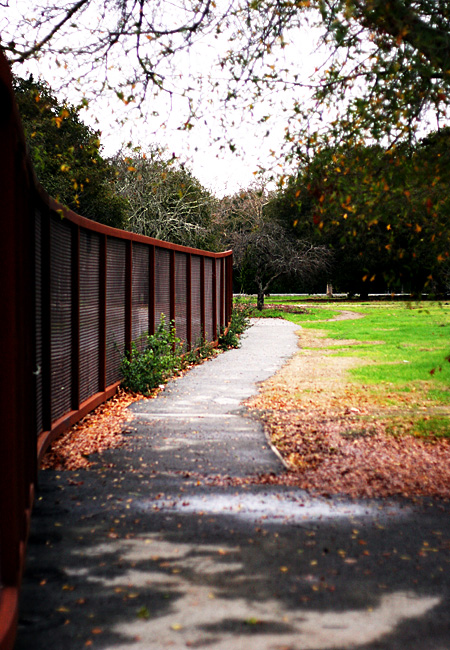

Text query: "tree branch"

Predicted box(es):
[8, 0, 91, 63]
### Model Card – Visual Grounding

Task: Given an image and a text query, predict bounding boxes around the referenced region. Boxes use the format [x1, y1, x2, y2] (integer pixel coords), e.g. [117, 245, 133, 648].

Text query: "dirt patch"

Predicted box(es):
[263, 303, 310, 314]
[246, 320, 450, 500]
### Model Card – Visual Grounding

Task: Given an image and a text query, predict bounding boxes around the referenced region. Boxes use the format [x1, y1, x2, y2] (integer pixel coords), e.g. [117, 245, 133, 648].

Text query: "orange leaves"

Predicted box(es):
[54, 109, 69, 128]
[244, 324, 450, 500]
[42, 389, 142, 470]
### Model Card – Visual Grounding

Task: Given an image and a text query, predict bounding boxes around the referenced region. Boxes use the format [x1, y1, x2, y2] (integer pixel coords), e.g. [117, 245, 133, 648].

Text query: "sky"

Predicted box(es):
[6, 0, 325, 197]
[74, 32, 324, 198]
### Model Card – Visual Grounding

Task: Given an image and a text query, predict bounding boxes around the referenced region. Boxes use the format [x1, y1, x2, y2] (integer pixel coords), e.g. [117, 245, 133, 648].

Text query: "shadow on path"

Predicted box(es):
[16, 320, 450, 650]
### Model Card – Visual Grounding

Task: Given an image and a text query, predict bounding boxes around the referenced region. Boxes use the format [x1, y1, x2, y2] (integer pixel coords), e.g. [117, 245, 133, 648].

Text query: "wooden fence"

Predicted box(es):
[0, 51, 232, 650]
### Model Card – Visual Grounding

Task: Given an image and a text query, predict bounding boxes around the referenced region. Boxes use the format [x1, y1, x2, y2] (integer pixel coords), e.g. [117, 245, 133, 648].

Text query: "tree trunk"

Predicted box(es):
[257, 286, 265, 311]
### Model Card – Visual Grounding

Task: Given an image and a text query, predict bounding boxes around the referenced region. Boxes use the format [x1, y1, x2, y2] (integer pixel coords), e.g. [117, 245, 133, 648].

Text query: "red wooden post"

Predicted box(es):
[99, 235, 107, 392]
[149, 245, 155, 335]
[125, 240, 132, 354]
[0, 55, 37, 650]
[71, 223, 80, 411]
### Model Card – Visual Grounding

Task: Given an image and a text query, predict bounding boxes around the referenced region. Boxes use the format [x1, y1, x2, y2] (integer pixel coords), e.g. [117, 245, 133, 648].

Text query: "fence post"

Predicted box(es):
[99, 235, 107, 392]
[0, 59, 37, 650]
[186, 254, 192, 348]
[71, 223, 80, 411]
[125, 240, 132, 355]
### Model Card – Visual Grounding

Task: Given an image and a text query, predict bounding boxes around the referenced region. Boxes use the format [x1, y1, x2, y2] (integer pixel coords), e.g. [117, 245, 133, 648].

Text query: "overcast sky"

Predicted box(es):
[7, 1, 325, 197]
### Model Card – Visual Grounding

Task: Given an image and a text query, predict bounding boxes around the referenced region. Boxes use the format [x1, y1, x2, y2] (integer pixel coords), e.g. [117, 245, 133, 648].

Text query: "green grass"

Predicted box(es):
[413, 416, 450, 439]
[280, 301, 450, 389]
[256, 299, 450, 438]
[238, 295, 450, 390]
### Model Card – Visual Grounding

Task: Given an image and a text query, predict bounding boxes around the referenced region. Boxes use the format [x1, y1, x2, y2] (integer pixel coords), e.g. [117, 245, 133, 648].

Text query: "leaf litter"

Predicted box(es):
[41, 389, 143, 470]
[245, 327, 450, 500]
[42, 315, 450, 500]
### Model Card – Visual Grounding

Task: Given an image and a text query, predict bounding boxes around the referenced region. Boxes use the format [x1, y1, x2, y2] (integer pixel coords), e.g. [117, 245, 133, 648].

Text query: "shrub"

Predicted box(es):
[120, 316, 182, 395]
[218, 300, 252, 349]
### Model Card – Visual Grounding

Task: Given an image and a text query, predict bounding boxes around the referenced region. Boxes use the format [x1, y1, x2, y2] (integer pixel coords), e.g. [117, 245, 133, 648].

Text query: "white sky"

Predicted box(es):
[6, 1, 326, 197]
[75, 32, 324, 197]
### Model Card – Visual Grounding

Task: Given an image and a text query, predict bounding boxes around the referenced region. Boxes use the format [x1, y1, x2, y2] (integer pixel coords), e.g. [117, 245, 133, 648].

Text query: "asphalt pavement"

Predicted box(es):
[16, 318, 450, 649]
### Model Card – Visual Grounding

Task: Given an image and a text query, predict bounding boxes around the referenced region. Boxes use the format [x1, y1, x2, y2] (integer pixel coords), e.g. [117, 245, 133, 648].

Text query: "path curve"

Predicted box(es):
[15, 317, 450, 650]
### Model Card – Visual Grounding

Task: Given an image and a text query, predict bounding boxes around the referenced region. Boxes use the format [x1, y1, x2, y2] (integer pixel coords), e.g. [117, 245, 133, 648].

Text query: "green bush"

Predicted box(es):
[218, 300, 252, 349]
[184, 336, 215, 364]
[121, 302, 253, 395]
[120, 316, 182, 395]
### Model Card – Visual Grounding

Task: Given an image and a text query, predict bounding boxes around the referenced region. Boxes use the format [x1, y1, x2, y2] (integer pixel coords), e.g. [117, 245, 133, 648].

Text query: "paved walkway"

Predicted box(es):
[16, 319, 450, 649]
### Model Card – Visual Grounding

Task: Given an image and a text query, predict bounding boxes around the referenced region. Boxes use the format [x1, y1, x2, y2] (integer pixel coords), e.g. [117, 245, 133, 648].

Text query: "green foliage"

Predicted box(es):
[6, 0, 450, 164]
[120, 317, 182, 395]
[270, 133, 450, 295]
[310, 0, 450, 144]
[218, 300, 252, 349]
[183, 336, 215, 364]
[14, 75, 128, 228]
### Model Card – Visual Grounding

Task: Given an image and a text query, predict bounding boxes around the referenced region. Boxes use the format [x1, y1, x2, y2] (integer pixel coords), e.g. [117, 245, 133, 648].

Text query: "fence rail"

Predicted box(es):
[0, 51, 232, 650]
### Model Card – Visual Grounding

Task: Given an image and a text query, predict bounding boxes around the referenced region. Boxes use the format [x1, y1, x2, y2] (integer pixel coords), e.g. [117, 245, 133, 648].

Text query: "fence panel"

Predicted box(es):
[191, 255, 203, 346]
[155, 247, 172, 330]
[106, 237, 127, 387]
[175, 252, 188, 348]
[0, 49, 232, 650]
[50, 217, 73, 422]
[132, 242, 150, 351]
[204, 257, 214, 340]
[79, 230, 101, 404]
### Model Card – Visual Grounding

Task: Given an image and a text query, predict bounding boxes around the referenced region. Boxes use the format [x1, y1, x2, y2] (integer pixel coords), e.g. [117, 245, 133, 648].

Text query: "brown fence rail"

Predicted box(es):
[0, 52, 232, 650]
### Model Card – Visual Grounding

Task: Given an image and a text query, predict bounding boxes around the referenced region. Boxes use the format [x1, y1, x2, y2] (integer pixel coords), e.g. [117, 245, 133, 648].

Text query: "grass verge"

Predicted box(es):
[255, 299, 450, 440]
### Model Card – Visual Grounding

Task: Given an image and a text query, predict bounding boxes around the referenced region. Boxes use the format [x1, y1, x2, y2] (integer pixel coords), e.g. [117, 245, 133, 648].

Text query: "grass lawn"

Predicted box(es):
[248, 298, 450, 440]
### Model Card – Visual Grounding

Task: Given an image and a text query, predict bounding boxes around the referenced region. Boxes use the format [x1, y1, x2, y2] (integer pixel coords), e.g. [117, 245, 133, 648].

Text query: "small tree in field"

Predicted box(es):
[220, 187, 330, 309]
[232, 221, 330, 310]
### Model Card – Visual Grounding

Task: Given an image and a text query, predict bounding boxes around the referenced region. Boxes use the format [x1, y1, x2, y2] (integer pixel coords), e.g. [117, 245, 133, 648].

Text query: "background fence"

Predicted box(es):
[0, 51, 232, 650]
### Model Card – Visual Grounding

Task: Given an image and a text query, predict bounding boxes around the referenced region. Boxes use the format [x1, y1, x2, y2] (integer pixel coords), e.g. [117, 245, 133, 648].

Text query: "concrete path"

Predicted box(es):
[16, 319, 450, 649]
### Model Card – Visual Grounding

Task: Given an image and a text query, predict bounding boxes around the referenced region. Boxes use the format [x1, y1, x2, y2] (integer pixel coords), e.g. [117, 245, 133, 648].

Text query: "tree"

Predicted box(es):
[216, 187, 330, 308]
[112, 150, 218, 249]
[14, 75, 128, 228]
[5, 0, 450, 284]
[269, 133, 450, 296]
